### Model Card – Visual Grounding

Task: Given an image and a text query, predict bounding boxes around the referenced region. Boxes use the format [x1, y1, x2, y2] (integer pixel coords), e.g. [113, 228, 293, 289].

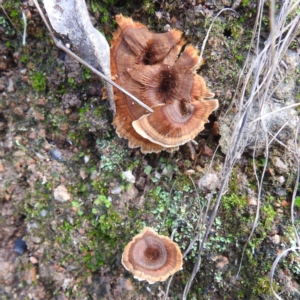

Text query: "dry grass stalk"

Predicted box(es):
[180, 0, 300, 298]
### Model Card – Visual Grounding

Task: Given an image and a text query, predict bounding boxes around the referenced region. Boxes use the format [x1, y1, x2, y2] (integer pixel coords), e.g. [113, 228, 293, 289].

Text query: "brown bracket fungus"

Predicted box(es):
[111, 14, 219, 153]
[122, 227, 183, 284]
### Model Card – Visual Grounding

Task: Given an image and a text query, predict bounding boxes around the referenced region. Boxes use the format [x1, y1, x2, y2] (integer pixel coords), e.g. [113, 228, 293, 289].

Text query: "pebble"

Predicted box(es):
[276, 208, 284, 214]
[7, 78, 15, 92]
[198, 173, 219, 192]
[49, 148, 62, 162]
[54, 185, 71, 202]
[277, 176, 285, 184]
[122, 170, 135, 183]
[31, 236, 43, 244]
[185, 169, 195, 176]
[35, 152, 46, 161]
[247, 196, 258, 206]
[271, 234, 281, 245]
[271, 157, 288, 174]
[154, 171, 161, 180]
[13, 238, 27, 255]
[111, 186, 122, 195]
[79, 169, 88, 180]
[30, 256, 39, 264]
[40, 209, 47, 217]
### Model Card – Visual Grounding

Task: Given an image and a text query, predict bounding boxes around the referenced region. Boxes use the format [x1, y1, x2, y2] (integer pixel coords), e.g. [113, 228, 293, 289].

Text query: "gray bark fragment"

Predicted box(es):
[43, 0, 114, 111]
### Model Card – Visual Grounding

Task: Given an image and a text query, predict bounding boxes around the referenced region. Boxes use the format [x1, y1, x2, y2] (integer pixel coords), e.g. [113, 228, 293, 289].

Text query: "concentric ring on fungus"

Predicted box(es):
[122, 227, 183, 284]
[111, 14, 219, 153]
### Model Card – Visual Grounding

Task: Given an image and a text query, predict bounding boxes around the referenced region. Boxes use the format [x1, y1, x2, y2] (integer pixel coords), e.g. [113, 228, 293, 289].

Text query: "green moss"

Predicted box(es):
[252, 276, 277, 296]
[31, 72, 47, 92]
[294, 196, 300, 208]
[222, 193, 247, 212]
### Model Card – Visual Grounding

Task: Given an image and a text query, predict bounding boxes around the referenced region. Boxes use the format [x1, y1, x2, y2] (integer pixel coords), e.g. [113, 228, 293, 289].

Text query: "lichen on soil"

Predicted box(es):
[0, 0, 300, 299]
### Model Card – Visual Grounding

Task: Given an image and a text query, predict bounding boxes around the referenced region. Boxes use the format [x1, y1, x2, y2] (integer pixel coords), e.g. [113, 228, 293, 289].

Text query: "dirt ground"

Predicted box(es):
[0, 0, 300, 299]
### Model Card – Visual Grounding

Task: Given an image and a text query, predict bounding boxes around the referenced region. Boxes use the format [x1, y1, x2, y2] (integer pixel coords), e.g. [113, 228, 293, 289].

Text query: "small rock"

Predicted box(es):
[40, 209, 47, 217]
[185, 169, 195, 176]
[7, 78, 15, 92]
[79, 169, 88, 179]
[30, 256, 39, 264]
[31, 236, 43, 244]
[13, 238, 27, 255]
[164, 24, 171, 31]
[35, 152, 46, 161]
[271, 234, 281, 245]
[49, 148, 62, 162]
[155, 11, 163, 19]
[198, 173, 219, 192]
[277, 176, 286, 184]
[154, 171, 161, 180]
[111, 186, 122, 195]
[122, 170, 135, 183]
[54, 185, 71, 202]
[247, 196, 257, 206]
[271, 157, 288, 174]
[276, 208, 284, 214]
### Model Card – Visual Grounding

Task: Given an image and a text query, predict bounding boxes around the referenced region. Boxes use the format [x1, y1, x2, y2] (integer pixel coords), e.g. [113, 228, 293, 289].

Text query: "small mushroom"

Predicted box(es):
[122, 227, 183, 284]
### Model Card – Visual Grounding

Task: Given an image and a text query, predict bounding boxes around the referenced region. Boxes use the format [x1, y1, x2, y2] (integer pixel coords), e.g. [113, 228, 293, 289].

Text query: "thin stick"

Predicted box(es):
[250, 102, 300, 123]
[22, 10, 27, 45]
[32, 0, 153, 114]
[198, 8, 237, 64]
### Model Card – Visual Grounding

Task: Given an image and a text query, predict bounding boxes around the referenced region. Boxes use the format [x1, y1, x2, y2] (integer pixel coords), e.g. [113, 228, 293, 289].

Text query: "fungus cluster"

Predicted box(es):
[122, 227, 183, 283]
[111, 14, 219, 153]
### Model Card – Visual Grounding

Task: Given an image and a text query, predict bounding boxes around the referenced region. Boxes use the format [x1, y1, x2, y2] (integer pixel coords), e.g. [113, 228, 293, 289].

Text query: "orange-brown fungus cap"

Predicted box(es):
[133, 99, 219, 148]
[122, 227, 183, 284]
[111, 14, 218, 153]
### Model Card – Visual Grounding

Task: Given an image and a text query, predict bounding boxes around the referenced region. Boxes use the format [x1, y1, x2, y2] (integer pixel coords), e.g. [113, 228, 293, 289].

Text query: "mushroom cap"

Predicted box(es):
[122, 227, 183, 284]
[110, 14, 219, 153]
[132, 99, 219, 148]
[111, 14, 182, 78]
[110, 14, 183, 153]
